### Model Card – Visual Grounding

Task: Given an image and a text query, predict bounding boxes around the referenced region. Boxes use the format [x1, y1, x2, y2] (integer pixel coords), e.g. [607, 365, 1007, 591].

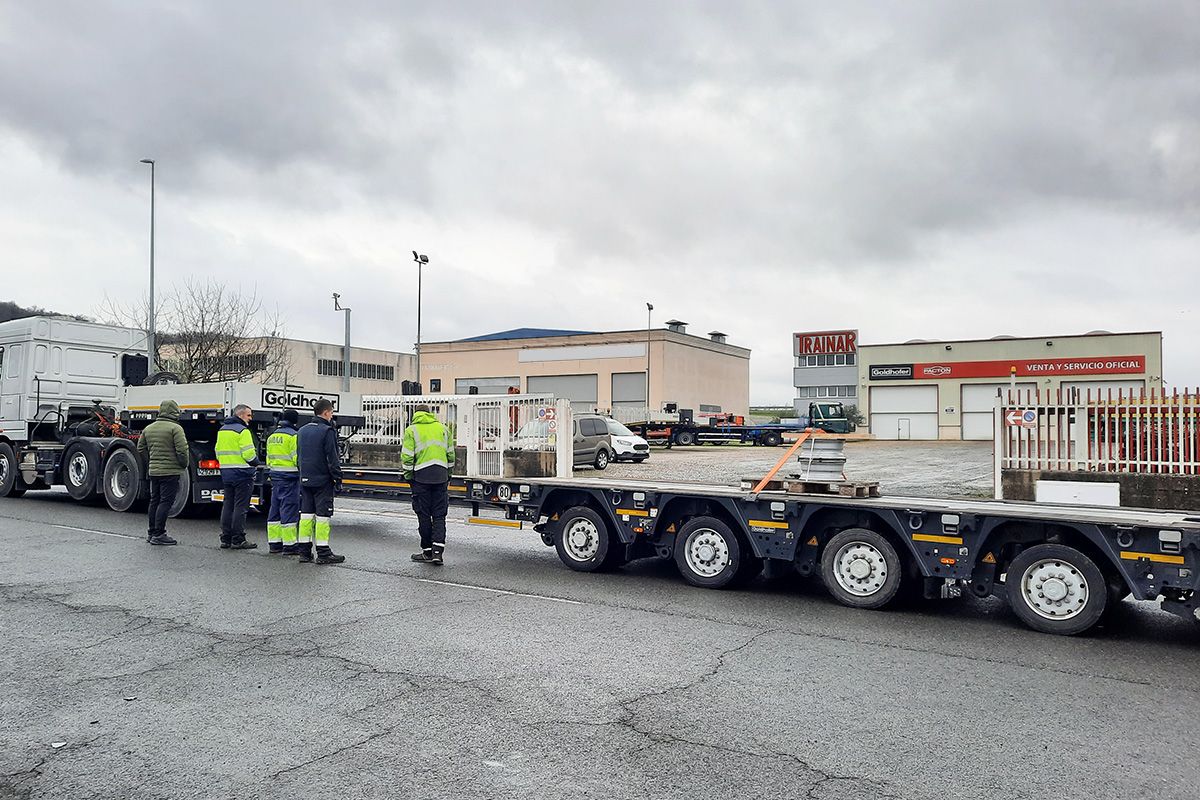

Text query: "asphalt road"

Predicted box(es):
[2, 490, 1197, 800]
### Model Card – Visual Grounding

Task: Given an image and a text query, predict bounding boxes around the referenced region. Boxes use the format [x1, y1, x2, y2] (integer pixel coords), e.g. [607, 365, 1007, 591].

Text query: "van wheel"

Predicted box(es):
[820, 528, 904, 609]
[554, 506, 619, 572]
[0, 443, 25, 498]
[594, 449, 610, 470]
[1005, 544, 1107, 636]
[102, 449, 143, 512]
[673, 516, 761, 589]
[63, 443, 100, 500]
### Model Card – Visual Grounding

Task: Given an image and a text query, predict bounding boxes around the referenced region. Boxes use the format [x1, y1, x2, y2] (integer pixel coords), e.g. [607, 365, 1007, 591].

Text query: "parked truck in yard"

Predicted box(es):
[625, 402, 852, 447]
[0, 317, 363, 516]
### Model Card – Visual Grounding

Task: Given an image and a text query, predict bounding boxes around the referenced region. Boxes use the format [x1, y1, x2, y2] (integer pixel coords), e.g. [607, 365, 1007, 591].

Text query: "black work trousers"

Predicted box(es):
[147, 475, 180, 538]
[220, 471, 255, 544]
[411, 480, 449, 552]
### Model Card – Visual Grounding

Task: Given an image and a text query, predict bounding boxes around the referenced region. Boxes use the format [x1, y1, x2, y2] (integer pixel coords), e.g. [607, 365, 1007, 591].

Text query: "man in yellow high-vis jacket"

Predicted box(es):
[265, 409, 301, 555]
[403, 405, 455, 565]
[216, 403, 259, 549]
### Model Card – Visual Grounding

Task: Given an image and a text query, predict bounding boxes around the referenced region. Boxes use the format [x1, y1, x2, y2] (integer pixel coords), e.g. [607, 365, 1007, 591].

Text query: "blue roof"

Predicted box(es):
[457, 327, 596, 342]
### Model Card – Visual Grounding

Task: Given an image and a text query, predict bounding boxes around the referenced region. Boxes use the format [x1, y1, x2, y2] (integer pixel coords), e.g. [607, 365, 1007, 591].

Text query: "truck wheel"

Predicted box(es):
[102, 449, 143, 512]
[0, 442, 25, 498]
[761, 432, 782, 447]
[554, 506, 618, 572]
[675, 431, 696, 446]
[673, 516, 761, 589]
[820, 528, 904, 609]
[167, 468, 192, 518]
[1005, 544, 1108, 636]
[594, 449, 610, 470]
[62, 443, 100, 500]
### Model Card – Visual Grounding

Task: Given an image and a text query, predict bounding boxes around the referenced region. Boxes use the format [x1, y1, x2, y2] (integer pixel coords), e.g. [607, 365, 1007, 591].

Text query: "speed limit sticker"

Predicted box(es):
[497, 485, 512, 501]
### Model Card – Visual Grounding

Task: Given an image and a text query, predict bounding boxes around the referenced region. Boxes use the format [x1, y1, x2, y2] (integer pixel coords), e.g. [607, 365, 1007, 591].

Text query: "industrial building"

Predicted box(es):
[420, 322, 751, 416]
[794, 329, 1163, 440]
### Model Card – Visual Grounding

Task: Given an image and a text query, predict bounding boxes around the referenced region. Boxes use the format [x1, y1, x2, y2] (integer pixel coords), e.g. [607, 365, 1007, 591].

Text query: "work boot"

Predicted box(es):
[297, 545, 314, 563]
[268, 543, 284, 554]
[431, 548, 444, 565]
[411, 550, 436, 563]
[229, 540, 258, 550]
[148, 534, 178, 546]
[315, 547, 345, 565]
[219, 536, 232, 550]
[281, 544, 299, 556]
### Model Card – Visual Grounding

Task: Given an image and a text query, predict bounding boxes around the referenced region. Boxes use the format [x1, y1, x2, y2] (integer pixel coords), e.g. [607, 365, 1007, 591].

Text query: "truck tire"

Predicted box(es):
[102, 448, 143, 513]
[0, 442, 25, 498]
[554, 506, 619, 572]
[760, 431, 782, 447]
[820, 528, 904, 609]
[62, 443, 100, 501]
[673, 515, 761, 589]
[674, 430, 696, 446]
[167, 468, 192, 518]
[1005, 544, 1108, 636]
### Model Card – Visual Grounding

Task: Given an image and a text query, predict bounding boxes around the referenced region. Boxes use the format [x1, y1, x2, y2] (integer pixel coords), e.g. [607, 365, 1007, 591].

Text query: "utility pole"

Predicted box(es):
[646, 302, 654, 412]
[333, 293, 351, 392]
[139, 158, 156, 369]
[412, 251, 429, 390]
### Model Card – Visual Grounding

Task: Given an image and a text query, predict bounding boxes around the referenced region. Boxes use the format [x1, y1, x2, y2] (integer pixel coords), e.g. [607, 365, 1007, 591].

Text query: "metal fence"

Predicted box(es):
[359, 394, 572, 479]
[995, 388, 1200, 485]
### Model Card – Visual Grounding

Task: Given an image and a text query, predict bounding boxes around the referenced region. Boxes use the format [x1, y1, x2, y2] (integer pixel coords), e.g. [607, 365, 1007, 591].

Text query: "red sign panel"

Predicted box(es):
[796, 330, 857, 356]
[911, 355, 1145, 380]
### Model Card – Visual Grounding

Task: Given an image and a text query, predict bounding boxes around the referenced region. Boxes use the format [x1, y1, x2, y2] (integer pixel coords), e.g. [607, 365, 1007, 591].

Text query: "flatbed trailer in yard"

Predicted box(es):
[388, 473, 1198, 637]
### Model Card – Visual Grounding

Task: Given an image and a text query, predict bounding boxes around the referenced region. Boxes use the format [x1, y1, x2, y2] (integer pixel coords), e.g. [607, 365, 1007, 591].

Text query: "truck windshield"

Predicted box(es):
[605, 419, 634, 436]
[817, 403, 844, 419]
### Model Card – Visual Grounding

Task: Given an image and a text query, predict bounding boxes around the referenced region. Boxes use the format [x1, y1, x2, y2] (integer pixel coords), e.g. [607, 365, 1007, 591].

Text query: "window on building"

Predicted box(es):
[317, 358, 396, 381]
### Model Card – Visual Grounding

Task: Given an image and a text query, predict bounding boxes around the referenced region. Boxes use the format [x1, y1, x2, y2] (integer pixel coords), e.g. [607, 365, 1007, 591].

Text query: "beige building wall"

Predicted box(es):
[277, 339, 416, 396]
[421, 329, 751, 415]
[859, 331, 1163, 440]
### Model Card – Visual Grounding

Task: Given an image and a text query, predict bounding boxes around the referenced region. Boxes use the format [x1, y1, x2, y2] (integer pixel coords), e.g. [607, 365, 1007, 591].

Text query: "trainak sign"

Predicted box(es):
[261, 388, 340, 412]
[904, 355, 1146, 381]
[795, 330, 857, 356]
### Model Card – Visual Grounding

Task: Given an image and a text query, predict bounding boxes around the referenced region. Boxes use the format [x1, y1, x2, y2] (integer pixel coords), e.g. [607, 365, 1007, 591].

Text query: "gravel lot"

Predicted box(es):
[604, 440, 995, 498]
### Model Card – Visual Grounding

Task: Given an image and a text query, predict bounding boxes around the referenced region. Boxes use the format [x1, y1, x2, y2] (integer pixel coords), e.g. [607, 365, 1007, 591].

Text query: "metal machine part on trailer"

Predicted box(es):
[460, 473, 1199, 636]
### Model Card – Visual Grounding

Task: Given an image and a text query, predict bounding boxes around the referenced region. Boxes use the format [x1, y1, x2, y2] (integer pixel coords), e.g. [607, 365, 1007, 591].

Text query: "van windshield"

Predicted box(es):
[605, 419, 634, 436]
[516, 420, 551, 438]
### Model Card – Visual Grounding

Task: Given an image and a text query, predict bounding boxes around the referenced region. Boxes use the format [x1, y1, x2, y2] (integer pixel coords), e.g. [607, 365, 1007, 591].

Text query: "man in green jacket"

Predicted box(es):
[403, 405, 455, 565]
[136, 399, 189, 546]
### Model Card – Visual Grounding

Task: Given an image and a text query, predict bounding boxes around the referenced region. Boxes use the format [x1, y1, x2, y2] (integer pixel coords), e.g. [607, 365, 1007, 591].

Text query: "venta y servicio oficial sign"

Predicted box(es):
[795, 330, 857, 356]
[261, 388, 340, 412]
[907, 355, 1146, 381]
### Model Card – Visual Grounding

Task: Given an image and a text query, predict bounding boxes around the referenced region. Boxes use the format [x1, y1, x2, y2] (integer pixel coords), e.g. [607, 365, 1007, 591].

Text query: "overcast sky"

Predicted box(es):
[2, 2, 1197, 403]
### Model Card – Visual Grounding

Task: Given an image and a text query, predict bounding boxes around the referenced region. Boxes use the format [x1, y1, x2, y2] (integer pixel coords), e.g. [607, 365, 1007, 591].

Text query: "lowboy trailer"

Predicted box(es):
[430, 474, 1197, 637]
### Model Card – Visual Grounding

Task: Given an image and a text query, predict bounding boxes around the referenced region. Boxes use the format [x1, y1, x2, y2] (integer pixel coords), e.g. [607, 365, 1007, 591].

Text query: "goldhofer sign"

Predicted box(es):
[908, 356, 1145, 380]
[261, 388, 340, 412]
[794, 330, 857, 356]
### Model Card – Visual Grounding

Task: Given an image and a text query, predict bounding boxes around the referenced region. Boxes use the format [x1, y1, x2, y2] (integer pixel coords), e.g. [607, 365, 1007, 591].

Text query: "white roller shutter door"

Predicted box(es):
[527, 374, 599, 411]
[961, 382, 1036, 440]
[869, 385, 938, 440]
[1060, 379, 1145, 402]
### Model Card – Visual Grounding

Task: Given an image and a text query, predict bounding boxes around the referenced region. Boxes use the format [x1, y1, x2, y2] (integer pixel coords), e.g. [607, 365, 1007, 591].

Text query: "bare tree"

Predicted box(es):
[98, 278, 292, 384]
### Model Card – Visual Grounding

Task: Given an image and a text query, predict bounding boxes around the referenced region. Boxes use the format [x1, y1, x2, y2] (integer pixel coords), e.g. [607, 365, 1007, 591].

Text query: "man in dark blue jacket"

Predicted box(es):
[297, 398, 345, 564]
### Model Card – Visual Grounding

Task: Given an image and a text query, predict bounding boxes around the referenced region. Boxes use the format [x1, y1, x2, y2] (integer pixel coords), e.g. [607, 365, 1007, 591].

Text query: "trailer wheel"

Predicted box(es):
[820, 528, 904, 609]
[102, 449, 143, 512]
[674, 431, 696, 446]
[673, 516, 760, 589]
[554, 506, 618, 572]
[760, 431, 782, 447]
[62, 443, 100, 500]
[1005, 544, 1108, 636]
[0, 442, 25, 498]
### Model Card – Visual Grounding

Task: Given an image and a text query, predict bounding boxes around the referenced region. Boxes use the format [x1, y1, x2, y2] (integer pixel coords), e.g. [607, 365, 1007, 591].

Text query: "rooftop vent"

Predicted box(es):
[665, 319, 688, 334]
[990, 334, 1017, 340]
[708, 331, 727, 344]
[1085, 330, 1113, 336]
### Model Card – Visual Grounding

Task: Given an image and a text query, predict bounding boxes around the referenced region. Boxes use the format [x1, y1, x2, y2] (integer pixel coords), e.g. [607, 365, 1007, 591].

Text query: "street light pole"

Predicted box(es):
[333, 293, 351, 393]
[139, 158, 156, 368]
[646, 302, 654, 412]
[412, 251, 429, 390]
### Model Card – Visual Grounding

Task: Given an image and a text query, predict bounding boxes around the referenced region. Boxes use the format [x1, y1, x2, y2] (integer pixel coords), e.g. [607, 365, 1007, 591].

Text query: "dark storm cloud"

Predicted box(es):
[0, 0, 1196, 269]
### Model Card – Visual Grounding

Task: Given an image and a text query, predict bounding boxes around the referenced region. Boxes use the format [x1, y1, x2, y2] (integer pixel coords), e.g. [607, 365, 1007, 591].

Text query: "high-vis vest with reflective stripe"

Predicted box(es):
[216, 420, 258, 471]
[266, 425, 299, 473]
[401, 411, 455, 474]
